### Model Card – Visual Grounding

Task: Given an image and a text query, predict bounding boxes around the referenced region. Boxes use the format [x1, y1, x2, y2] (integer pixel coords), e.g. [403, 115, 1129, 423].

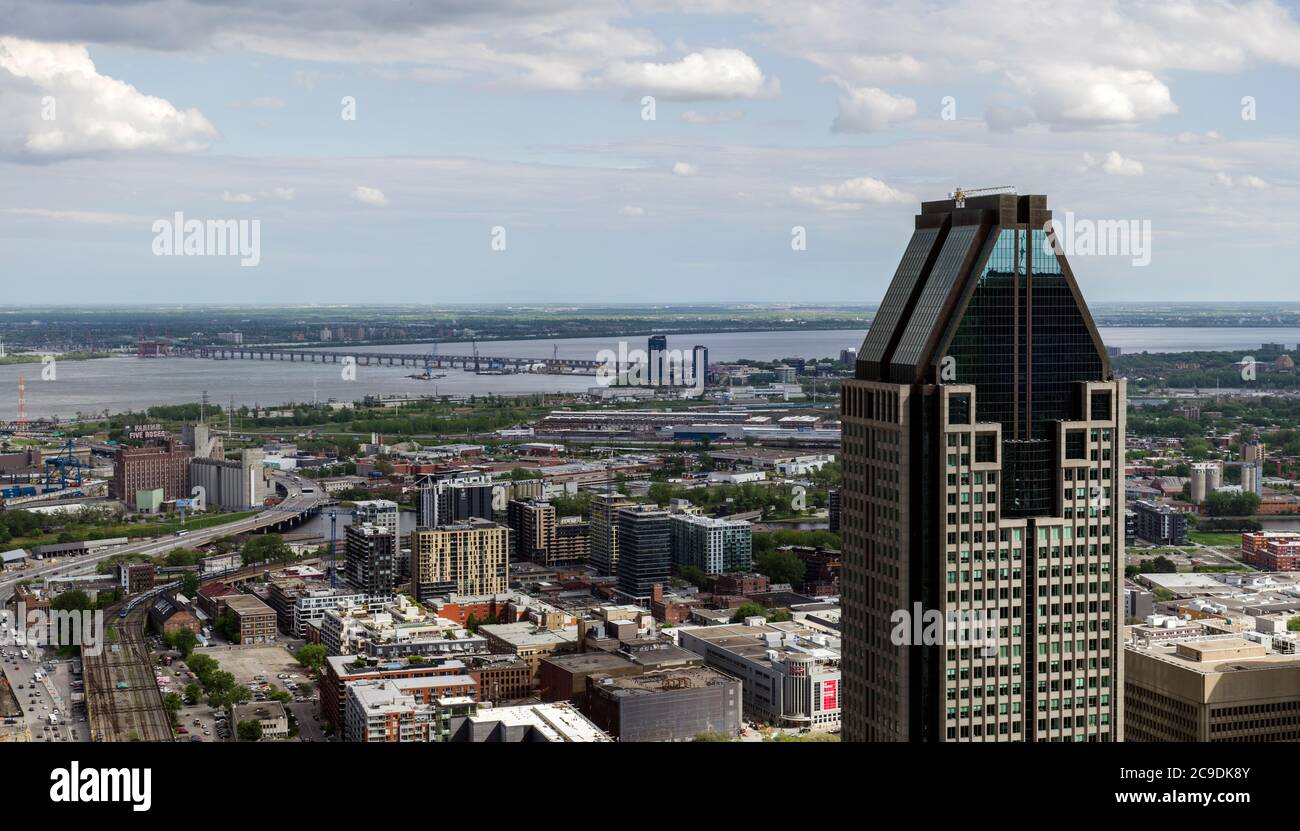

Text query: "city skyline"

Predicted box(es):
[2, 1, 1300, 303]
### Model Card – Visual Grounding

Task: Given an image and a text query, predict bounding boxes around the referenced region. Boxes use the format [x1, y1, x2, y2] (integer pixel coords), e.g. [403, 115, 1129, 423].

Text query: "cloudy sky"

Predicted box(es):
[1, 0, 1298, 304]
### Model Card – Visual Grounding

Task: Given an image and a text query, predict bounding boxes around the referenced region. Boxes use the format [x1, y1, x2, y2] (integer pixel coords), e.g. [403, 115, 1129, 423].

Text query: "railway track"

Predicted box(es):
[84, 596, 174, 743]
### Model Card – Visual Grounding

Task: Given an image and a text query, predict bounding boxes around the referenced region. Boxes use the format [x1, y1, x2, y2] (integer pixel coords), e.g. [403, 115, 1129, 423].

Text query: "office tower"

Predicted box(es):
[828, 488, 841, 532]
[692, 345, 710, 386]
[411, 519, 509, 601]
[1126, 622, 1300, 741]
[590, 492, 633, 576]
[345, 523, 396, 597]
[648, 334, 668, 386]
[615, 505, 672, 603]
[669, 513, 752, 574]
[841, 193, 1125, 742]
[507, 499, 556, 563]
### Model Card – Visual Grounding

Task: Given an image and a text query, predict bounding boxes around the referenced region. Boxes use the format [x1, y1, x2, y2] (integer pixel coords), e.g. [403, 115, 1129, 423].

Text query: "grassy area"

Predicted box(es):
[1188, 531, 1244, 546]
[7, 510, 259, 549]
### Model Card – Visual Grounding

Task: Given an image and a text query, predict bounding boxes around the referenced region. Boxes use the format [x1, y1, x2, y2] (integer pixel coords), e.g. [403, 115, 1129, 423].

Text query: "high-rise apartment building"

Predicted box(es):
[411, 519, 509, 601]
[615, 505, 671, 603]
[507, 499, 556, 563]
[590, 492, 633, 576]
[352, 499, 400, 536]
[416, 476, 498, 527]
[344, 523, 397, 597]
[669, 513, 752, 574]
[840, 193, 1125, 742]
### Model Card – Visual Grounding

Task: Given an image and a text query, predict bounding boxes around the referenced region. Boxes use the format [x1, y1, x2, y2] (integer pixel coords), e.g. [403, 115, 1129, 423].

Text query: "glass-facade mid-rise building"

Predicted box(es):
[841, 193, 1125, 742]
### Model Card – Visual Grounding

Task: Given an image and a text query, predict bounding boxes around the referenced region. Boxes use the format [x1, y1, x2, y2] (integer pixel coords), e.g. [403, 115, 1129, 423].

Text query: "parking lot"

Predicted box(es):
[1, 647, 84, 743]
[177, 643, 320, 742]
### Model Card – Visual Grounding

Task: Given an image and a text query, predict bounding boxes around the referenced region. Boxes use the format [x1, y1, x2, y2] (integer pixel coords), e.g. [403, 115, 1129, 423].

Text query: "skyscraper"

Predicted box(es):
[411, 519, 509, 601]
[647, 334, 668, 386]
[589, 492, 633, 576]
[615, 505, 672, 603]
[669, 513, 752, 574]
[344, 523, 396, 597]
[840, 193, 1125, 742]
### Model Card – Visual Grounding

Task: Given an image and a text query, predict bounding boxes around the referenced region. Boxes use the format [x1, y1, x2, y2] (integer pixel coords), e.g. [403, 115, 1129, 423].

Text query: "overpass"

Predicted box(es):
[0, 471, 326, 602]
[177, 345, 602, 374]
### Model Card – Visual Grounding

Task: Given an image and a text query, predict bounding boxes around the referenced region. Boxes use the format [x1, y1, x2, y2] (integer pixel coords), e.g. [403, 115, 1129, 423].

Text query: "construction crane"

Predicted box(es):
[950, 185, 1016, 208]
[43, 439, 86, 489]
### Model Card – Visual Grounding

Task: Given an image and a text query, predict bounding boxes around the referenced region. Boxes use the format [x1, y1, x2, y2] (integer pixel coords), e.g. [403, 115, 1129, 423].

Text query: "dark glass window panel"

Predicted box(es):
[949, 394, 970, 425]
[1090, 390, 1112, 421]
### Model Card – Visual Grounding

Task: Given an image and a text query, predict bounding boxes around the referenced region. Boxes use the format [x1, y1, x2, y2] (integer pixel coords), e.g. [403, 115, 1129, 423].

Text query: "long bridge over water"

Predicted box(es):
[178, 346, 601, 374]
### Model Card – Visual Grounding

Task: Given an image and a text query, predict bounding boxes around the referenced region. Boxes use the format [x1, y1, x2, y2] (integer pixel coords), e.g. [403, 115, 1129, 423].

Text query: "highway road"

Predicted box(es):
[0, 471, 326, 601]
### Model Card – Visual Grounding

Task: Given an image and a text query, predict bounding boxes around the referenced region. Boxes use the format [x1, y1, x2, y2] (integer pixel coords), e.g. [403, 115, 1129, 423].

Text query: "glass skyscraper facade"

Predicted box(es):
[840, 193, 1125, 742]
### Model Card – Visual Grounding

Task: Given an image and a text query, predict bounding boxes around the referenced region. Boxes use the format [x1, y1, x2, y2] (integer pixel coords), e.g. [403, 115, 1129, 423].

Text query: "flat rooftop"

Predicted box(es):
[592, 666, 735, 697]
[480, 622, 580, 647]
[224, 594, 276, 616]
[468, 702, 611, 742]
[1127, 632, 1300, 674]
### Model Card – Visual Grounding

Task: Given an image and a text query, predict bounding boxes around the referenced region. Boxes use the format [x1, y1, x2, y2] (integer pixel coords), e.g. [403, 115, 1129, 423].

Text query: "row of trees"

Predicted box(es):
[184, 653, 252, 710]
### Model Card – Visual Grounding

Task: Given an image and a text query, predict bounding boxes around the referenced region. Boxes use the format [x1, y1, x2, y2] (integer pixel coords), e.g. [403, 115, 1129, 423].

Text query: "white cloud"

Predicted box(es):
[1082, 151, 1144, 176]
[1214, 172, 1268, 188]
[791, 176, 914, 210]
[604, 48, 772, 100]
[223, 188, 295, 203]
[619, 205, 645, 216]
[672, 161, 697, 176]
[1008, 64, 1177, 128]
[352, 185, 388, 206]
[1101, 151, 1144, 176]
[0, 36, 217, 158]
[830, 84, 916, 133]
[8, 207, 144, 224]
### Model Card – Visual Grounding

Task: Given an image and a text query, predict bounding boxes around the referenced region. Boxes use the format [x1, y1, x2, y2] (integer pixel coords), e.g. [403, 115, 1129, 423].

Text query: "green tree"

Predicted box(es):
[678, 565, 707, 587]
[730, 602, 768, 622]
[166, 628, 198, 659]
[237, 719, 264, 742]
[295, 644, 328, 672]
[691, 732, 736, 742]
[215, 609, 241, 643]
[162, 692, 183, 725]
[753, 550, 806, 586]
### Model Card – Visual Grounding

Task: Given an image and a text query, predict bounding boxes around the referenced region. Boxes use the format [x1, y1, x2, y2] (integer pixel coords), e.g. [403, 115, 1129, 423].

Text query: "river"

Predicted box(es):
[4, 326, 1300, 419]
